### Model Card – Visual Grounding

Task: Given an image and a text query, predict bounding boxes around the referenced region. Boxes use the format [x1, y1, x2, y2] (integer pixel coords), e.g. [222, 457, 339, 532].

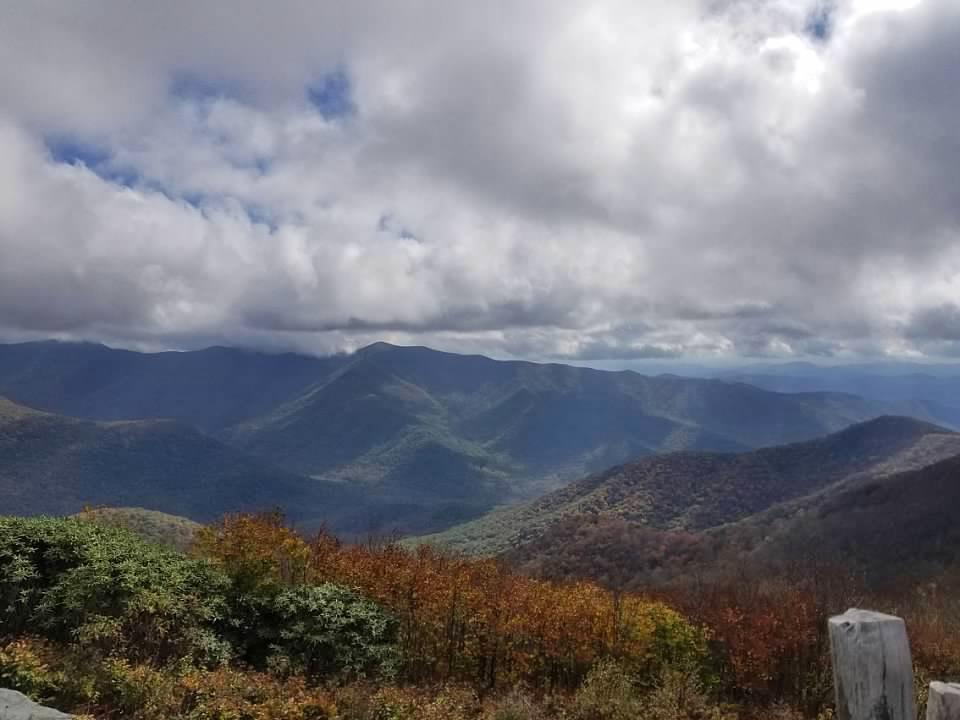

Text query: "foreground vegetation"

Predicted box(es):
[1, 512, 959, 719]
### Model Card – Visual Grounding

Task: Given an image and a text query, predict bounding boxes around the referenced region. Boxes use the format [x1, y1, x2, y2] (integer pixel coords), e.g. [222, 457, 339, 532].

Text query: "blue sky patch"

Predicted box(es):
[805, 2, 834, 43]
[245, 204, 279, 231]
[180, 192, 279, 230]
[180, 191, 211, 209]
[46, 136, 142, 188]
[47, 137, 110, 169]
[308, 67, 356, 120]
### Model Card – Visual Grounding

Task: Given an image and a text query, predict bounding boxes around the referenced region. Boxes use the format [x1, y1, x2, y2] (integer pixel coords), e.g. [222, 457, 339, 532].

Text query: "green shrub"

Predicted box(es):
[0, 517, 400, 683]
[250, 584, 400, 681]
[0, 516, 232, 665]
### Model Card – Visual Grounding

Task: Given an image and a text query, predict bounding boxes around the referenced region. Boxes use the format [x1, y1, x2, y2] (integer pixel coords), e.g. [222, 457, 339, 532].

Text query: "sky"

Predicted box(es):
[1, 0, 959, 365]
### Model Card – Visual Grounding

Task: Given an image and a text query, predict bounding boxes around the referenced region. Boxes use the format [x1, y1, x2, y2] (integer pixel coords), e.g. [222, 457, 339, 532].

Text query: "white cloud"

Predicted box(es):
[0, 0, 958, 362]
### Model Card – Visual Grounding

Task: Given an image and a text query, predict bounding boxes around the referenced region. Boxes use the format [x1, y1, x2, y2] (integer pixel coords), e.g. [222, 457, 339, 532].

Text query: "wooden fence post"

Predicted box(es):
[828, 608, 916, 720]
[927, 682, 960, 720]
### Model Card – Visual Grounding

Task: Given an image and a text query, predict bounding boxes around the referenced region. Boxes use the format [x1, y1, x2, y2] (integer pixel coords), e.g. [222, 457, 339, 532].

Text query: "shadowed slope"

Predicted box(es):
[0, 397, 364, 530]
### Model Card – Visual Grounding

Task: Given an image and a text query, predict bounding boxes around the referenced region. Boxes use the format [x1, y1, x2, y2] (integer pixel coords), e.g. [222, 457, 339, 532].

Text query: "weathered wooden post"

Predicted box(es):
[927, 682, 960, 720]
[828, 608, 916, 720]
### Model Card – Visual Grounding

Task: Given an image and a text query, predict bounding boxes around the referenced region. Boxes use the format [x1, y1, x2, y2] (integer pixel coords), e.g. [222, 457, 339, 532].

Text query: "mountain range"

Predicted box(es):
[421, 416, 960, 555]
[0, 340, 891, 533]
[717, 364, 960, 429]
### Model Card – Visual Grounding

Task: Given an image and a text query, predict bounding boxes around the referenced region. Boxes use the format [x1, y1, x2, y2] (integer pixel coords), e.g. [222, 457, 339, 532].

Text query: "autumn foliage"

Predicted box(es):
[7, 511, 960, 718]
[195, 512, 710, 691]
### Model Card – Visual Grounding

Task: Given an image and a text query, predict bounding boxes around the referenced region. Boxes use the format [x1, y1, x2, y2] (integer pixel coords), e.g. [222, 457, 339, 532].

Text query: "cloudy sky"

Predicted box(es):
[1, 0, 958, 364]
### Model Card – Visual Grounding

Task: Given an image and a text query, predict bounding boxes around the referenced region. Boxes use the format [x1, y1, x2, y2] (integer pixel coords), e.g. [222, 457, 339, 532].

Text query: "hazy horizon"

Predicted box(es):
[3, 335, 960, 378]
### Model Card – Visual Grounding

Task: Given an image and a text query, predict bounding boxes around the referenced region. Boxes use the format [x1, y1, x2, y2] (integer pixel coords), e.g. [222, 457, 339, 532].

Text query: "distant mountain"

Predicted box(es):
[225, 343, 887, 492]
[723, 360, 960, 379]
[0, 341, 890, 533]
[0, 341, 340, 432]
[421, 416, 960, 555]
[0, 396, 366, 531]
[718, 365, 960, 429]
[508, 450, 960, 592]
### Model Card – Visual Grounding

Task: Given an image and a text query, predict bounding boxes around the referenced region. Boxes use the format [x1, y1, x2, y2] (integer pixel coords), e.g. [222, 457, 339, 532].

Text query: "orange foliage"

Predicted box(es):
[194, 510, 312, 590]
[195, 514, 708, 691]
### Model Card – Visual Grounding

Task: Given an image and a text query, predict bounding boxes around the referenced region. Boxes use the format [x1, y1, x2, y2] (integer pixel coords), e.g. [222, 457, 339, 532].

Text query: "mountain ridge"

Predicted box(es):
[418, 415, 960, 555]
[0, 340, 896, 533]
[507, 449, 960, 592]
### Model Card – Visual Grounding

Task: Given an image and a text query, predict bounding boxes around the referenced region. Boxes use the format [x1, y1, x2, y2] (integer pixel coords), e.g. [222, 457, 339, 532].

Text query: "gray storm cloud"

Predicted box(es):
[0, 0, 958, 361]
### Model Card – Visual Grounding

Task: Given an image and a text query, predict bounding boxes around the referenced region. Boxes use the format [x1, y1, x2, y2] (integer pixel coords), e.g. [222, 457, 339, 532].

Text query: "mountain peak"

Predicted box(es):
[837, 414, 952, 439]
[355, 341, 401, 356]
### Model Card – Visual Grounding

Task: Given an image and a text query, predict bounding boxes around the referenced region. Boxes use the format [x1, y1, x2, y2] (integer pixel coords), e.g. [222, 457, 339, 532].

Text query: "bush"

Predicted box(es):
[0, 638, 70, 705]
[568, 660, 643, 720]
[254, 584, 400, 681]
[616, 597, 714, 689]
[0, 516, 401, 685]
[0, 637, 158, 714]
[642, 667, 730, 720]
[193, 511, 312, 593]
[178, 667, 338, 720]
[0, 517, 232, 665]
[486, 690, 546, 720]
[0, 637, 338, 719]
[332, 684, 478, 720]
